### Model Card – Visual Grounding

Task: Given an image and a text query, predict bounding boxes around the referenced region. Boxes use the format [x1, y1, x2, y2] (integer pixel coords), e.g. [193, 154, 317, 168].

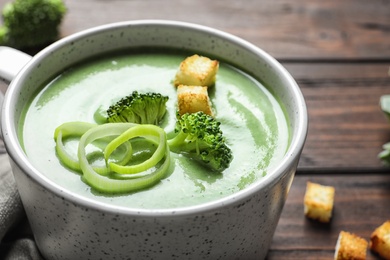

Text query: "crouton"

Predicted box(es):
[177, 85, 213, 116]
[174, 54, 219, 87]
[334, 231, 368, 260]
[304, 181, 335, 223]
[370, 220, 390, 259]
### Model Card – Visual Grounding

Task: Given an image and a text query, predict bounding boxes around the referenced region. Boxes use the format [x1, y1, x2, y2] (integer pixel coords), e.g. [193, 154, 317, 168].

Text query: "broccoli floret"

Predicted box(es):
[107, 91, 169, 125]
[167, 111, 233, 172]
[0, 0, 66, 49]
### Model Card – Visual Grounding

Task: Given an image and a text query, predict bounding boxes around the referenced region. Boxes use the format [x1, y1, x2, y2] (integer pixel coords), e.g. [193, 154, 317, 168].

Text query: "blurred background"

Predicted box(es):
[0, 1, 390, 259]
[1, 0, 389, 59]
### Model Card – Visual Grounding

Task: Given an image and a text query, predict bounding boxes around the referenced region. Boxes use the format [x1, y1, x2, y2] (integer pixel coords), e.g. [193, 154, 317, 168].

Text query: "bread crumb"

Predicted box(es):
[177, 85, 213, 116]
[174, 54, 219, 87]
[370, 220, 390, 259]
[334, 231, 368, 260]
[304, 181, 335, 223]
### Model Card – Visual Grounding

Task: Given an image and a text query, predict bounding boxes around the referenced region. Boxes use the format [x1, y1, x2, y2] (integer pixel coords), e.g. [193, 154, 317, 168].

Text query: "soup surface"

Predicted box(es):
[20, 51, 290, 209]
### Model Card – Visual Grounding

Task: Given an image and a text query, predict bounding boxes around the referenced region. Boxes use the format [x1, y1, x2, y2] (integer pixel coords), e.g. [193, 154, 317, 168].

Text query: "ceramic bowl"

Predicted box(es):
[0, 20, 307, 260]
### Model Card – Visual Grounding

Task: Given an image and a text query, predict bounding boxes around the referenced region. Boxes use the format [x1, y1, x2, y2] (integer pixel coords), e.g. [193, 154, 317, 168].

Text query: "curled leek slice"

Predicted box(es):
[78, 123, 170, 193]
[54, 122, 96, 172]
[104, 124, 166, 174]
[54, 121, 133, 175]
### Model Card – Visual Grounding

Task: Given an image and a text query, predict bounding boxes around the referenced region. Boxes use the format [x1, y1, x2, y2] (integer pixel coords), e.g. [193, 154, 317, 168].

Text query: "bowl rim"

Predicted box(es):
[2, 19, 308, 217]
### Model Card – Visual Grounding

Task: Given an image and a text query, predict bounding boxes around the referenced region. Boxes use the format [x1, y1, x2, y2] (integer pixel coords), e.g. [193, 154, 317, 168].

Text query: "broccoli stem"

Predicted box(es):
[167, 131, 189, 151]
[168, 134, 206, 156]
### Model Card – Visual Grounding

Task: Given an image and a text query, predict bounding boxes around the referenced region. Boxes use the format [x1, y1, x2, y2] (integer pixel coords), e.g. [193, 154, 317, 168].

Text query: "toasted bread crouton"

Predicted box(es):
[370, 220, 390, 259]
[334, 231, 368, 260]
[304, 181, 335, 223]
[174, 54, 219, 87]
[177, 85, 213, 116]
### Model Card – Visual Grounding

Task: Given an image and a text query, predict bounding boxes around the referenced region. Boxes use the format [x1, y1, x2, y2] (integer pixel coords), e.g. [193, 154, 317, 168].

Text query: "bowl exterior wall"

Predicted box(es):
[11, 155, 298, 260]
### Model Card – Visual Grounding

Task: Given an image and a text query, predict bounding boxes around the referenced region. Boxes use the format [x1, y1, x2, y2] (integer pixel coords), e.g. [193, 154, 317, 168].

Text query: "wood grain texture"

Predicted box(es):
[268, 173, 390, 259]
[284, 63, 390, 170]
[0, 0, 389, 59]
[61, 0, 390, 60]
[0, 1, 390, 259]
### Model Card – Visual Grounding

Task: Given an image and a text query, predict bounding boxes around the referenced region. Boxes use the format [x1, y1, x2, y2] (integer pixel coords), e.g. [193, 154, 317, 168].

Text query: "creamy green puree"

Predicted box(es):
[20, 51, 290, 209]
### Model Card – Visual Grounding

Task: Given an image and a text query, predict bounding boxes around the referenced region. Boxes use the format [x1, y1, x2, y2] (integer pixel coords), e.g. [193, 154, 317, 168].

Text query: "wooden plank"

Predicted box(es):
[268, 173, 390, 259]
[0, 80, 7, 95]
[1, 0, 389, 59]
[284, 62, 390, 170]
[60, 0, 390, 60]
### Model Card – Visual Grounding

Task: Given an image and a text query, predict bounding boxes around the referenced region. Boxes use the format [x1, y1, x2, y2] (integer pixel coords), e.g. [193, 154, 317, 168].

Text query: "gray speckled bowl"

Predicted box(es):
[0, 20, 307, 259]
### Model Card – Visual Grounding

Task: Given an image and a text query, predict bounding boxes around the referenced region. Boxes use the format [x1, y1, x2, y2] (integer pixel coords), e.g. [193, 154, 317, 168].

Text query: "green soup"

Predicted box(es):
[19, 51, 290, 209]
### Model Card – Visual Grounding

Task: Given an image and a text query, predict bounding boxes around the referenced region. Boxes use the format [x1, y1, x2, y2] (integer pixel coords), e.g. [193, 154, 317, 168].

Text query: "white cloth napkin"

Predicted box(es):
[0, 146, 43, 259]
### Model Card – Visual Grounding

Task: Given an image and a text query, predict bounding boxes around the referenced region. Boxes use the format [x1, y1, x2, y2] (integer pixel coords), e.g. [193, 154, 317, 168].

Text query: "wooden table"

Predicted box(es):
[1, 0, 389, 259]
